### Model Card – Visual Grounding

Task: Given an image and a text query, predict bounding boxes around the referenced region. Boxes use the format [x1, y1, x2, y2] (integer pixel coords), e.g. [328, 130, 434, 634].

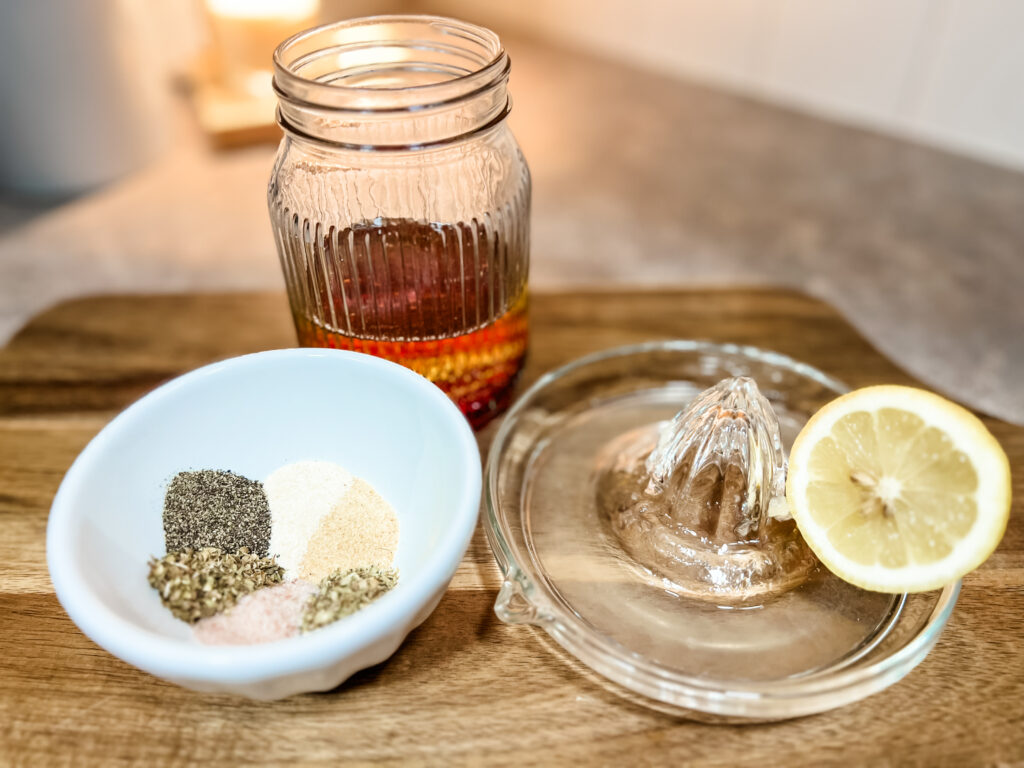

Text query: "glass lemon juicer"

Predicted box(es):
[484, 342, 958, 721]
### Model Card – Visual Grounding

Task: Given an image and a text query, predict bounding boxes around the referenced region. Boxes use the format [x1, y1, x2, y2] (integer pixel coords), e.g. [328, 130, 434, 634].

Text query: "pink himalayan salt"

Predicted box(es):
[194, 579, 317, 645]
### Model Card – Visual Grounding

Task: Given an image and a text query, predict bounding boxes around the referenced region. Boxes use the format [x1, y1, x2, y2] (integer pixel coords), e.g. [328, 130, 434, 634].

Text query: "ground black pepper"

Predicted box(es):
[163, 470, 271, 556]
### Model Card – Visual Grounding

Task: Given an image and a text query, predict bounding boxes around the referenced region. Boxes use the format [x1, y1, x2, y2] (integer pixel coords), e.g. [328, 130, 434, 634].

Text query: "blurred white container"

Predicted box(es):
[0, 0, 172, 197]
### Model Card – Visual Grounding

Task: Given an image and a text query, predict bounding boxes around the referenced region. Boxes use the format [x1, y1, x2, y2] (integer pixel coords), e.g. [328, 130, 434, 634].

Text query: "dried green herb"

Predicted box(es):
[301, 566, 398, 633]
[148, 547, 284, 623]
[163, 470, 271, 556]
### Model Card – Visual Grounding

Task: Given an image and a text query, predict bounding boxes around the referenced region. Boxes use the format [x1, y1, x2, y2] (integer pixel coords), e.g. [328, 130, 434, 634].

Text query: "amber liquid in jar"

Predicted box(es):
[282, 217, 528, 428]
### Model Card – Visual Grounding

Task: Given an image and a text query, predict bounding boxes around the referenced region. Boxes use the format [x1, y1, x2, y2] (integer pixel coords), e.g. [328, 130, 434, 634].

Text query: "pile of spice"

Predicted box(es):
[148, 462, 400, 646]
[302, 566, 399, 633]
[265, 461, 399, 582]
[163, 470, 270, 555]
[148, 546, 283, 622]
[193, 580, 317, 645]
[263, 460, 354, 574]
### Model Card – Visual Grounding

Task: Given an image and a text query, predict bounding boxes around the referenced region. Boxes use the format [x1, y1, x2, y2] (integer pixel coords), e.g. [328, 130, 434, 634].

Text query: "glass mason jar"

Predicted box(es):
[268, 16, 531, 429]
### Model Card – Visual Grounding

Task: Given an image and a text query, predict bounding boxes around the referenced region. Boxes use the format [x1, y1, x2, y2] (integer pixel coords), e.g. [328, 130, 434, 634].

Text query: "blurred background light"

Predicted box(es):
[195, 0, 322, 146]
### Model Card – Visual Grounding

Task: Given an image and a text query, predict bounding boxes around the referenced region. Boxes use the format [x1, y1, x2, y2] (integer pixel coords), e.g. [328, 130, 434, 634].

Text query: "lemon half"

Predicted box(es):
[786, 385, 1011, 593]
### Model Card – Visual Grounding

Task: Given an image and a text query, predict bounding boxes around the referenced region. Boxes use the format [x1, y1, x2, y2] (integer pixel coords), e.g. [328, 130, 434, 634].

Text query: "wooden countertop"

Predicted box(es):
[1, 290, 1021, 766]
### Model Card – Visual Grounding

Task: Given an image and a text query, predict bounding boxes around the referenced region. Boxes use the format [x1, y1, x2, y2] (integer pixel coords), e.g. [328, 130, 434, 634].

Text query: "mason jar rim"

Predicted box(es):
[272, 15, 508, 115]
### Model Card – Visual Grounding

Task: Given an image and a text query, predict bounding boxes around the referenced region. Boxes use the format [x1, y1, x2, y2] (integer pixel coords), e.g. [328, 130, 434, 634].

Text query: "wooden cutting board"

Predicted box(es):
[1, 290, 1021, 766]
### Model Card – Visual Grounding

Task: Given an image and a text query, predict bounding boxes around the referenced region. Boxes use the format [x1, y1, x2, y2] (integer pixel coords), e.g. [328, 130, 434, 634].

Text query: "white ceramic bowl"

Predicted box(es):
[47, 348, 481, 699]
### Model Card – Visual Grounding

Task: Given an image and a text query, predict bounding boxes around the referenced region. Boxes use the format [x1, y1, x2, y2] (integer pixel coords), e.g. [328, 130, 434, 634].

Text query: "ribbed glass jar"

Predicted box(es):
[268, 16, 531, 428]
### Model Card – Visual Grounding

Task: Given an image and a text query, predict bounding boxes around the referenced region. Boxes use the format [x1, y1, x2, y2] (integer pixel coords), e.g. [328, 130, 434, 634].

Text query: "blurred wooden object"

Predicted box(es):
[190, 73, 282, 148]
[188, 0, 320, 148]
[0, 289, 1021, 766]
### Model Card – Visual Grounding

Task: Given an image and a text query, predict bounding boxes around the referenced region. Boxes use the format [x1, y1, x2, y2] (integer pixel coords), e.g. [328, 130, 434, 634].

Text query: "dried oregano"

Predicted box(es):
[148, 547, 284, 623]
[301, 566, 398, 633]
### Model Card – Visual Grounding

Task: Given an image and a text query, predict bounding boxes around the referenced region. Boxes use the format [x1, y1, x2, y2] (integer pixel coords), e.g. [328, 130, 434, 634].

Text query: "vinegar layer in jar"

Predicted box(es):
[277, 216, 529, 428]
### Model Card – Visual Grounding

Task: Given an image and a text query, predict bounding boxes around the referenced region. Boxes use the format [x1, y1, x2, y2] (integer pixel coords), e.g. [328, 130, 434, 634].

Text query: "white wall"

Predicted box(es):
[426, 0, 1024, 171]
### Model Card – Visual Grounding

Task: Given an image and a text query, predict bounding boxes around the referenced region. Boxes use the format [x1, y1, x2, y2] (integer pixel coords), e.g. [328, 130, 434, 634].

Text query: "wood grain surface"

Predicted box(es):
[0, 290, 1021, 767]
